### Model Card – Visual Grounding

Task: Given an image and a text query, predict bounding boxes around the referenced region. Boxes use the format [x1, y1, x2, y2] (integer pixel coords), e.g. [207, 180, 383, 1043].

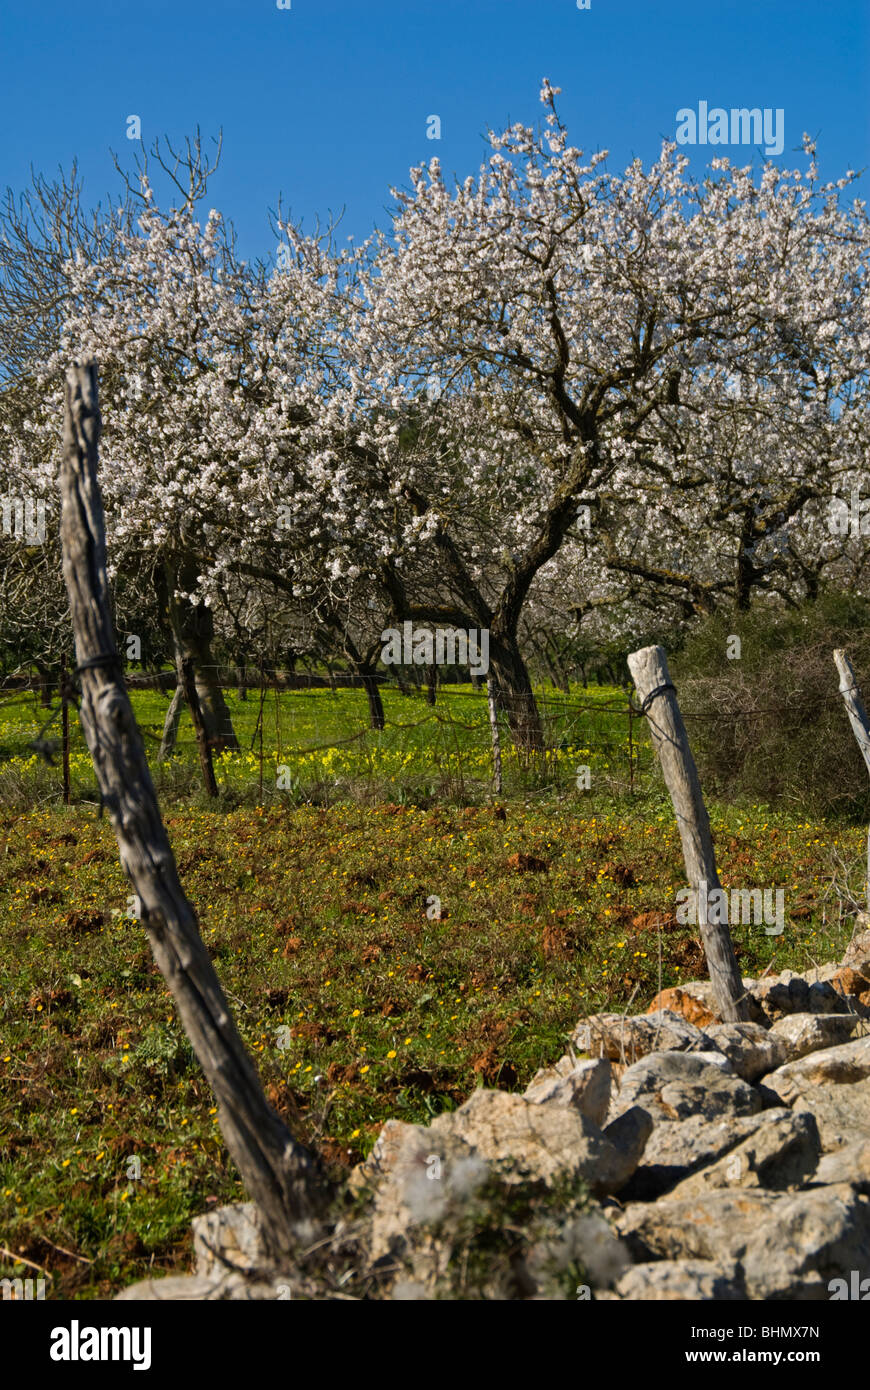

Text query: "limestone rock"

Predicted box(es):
[657, 1076, 761, 1123]
[645, 987, 720, 1029]
[368, 1123, 488, 1263]
[763, 1034, 870, 1104]
[610, 1049, 759, 1125]
[769, 1011, 870, 1061]
[613, 1183, 870, 1300]
[754, 972, 853, 1021]
[665, 1110, 820, 1198]
[620, 1109, 791, 1201]
[601, 1104, 654, 1163]
[705, 1021, 787, 1082]
[831, 966, 870, 1010]
[364, 1085, 652, 1269]
[613, 1259, 745, 1301]
[572, 1009, 716, 1063]
[842, 924, 870, 971]
[668, 980, 720, 1011]
[429, 1088, 648, 1196]
[116, 1273, 286, 1300]
[678, 978, 768, 1027]
[813, 1139, 870, 1191]
[802, 961, 841, 986]
[353, 1117, 419, 1186]
[792, 1077, 870, 1152]
[367, 1108, 635, 1296]
[192, 1202, 267, 1280]
[524, 1056, 611, 1125]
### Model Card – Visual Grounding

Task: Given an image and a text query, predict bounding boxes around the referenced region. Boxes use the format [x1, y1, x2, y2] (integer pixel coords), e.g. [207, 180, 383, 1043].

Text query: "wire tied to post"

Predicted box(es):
[630, 681, 677, 717]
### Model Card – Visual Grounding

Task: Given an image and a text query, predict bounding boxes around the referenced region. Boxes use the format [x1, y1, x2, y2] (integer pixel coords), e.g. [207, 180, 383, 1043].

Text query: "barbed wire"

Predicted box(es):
[0, 667, 852, 721]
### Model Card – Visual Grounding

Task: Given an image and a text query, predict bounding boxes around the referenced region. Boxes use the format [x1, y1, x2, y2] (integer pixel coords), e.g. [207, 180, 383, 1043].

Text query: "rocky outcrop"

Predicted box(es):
[609, 1259, 745, 1301]
[571, 1009, 718, 1062]
[701, 1022, 787, 1081]
[523, 1056, 611, 1124]
[791, 1077, 870, 1151]
[762, 1033, 870, 1103]
[613, 1183, 870, 1300]
[607, 1050, 760, 1124]
[663, 1110, 820, 1198]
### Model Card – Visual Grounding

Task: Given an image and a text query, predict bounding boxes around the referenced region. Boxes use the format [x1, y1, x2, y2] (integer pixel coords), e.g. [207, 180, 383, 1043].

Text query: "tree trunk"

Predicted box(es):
[181, 657, 218, 798]
[157, 558, 239, 753]
[33, 659, 54, 706]
[426, 663, 437, 706]
[331, 622, 386, 731]
[362, 669, 385, 731]
[59, 362, 329, 1261]
[488, 630, 544, 751]
[159, 682, 184, 762]
[544, 635, 570, 694]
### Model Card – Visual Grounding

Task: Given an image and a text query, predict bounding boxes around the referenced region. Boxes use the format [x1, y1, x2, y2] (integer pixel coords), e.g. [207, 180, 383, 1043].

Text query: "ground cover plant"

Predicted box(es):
[0, 764, 860, 1297]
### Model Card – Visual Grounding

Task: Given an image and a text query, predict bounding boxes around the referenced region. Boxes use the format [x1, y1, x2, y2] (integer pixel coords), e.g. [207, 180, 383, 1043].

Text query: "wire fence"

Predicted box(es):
[0, 664, 665, 808]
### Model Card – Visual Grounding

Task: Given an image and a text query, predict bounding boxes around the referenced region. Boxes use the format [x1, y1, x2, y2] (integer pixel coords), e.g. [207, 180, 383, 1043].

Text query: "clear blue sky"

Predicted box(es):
[1, 0, 867, 262]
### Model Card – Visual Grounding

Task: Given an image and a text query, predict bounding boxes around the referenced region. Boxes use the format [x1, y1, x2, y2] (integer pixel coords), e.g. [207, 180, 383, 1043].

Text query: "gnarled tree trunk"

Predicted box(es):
[156, 557, 239, 753]
[158, 680, 184, 762]
[488, 628, 544, 752]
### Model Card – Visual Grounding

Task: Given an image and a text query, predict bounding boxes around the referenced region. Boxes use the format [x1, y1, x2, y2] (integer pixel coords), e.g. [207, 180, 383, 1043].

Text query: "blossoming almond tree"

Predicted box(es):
[332, 83, 869, 742]
[8, 89, 869, 740]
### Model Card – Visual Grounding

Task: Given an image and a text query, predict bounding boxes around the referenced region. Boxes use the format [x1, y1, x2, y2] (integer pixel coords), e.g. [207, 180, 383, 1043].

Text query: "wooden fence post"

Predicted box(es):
[833, 649, 870, 909]
[627, 644, 750, 1023]
[60, 654, 71, 806]
[59, 361, 329, 1259]
[258, 661, 266, 804]
[487, 675, 503, 796]
[627, 695, 635, 796]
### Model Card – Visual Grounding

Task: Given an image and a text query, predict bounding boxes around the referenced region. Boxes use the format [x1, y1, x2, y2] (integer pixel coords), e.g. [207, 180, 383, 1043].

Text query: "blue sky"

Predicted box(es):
[1, 0, 867, 262]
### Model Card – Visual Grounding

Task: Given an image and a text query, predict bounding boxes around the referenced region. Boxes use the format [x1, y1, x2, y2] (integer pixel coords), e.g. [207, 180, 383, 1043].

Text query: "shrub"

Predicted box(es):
[671, 593, 870, 820]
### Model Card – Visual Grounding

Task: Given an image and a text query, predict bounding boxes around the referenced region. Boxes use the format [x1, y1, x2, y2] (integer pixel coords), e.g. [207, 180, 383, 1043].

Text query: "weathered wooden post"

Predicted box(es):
[627, 644, 750, 1023]
[60, 654, 71, 806]
[627, 695, 635, 796]
[834, 649, 870, 909]
[257, 661, 266, 803]
[59, 361, 329, 1259]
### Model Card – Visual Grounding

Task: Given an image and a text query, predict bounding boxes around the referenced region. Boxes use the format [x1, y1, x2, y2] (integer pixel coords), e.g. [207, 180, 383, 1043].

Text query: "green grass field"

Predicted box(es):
[0, 680, 649, 807]
[0, 684, 864, 1297]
